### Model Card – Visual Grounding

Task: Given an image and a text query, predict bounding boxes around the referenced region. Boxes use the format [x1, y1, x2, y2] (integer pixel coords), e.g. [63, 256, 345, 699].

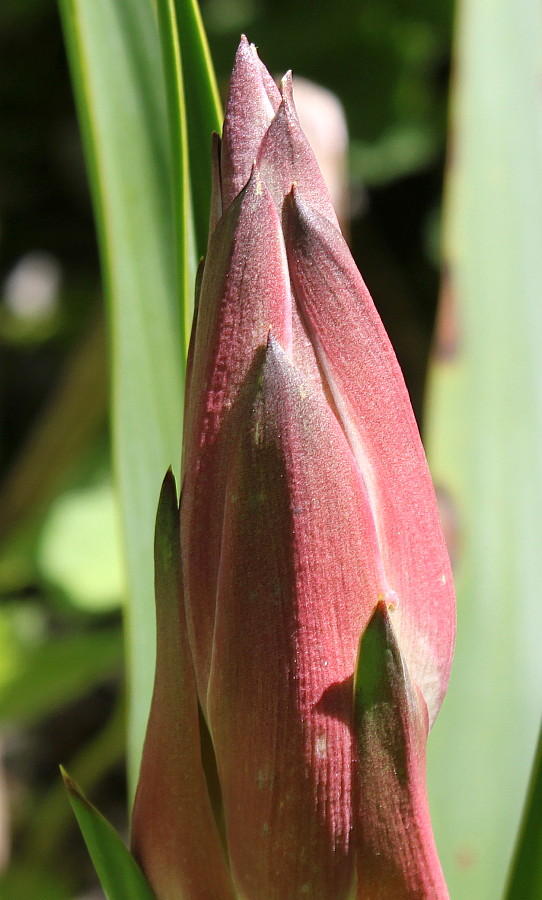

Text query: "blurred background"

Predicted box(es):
[1, 0, 540, 898]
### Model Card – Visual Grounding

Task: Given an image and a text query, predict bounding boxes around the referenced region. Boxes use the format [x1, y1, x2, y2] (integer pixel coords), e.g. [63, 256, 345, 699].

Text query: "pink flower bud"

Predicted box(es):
[136, 37, 455, 900]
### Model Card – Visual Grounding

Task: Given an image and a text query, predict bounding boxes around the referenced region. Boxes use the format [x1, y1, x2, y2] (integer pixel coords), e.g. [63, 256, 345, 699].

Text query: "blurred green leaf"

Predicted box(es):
[0, 863, 71, 900]
[425, 0, 542, 897]
[0, 629, 121, 725]
[0, 314, 108, 549]
[25, 698, 125, 867]
[505, 720, 542, 899]
[57, 0, 184, 790]
[204, 0, 451, 156]
[38, 479, 124, 612]
[350, 125, 439, 187]
[62, 769, 156, 900]
[1, 702, 125, 894]
[0, 605, 36, 688]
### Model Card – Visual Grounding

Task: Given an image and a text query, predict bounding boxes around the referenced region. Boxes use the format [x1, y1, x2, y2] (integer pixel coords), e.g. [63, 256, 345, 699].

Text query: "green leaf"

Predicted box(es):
[38, 479, 124, 612]
[353, 600, 415, 776]
[155, 0, 222, 352]
[354, 600, 400, 711]
[174, 0, 222, 256]
[155, 0, 195, 358]
[505, 720, 542, 898]
[0, 863, 72, 900]
[0, 314, 108, 549]
[23, 699, 125, 868]
[57, 0, 184, 791]
[0, 629, 122, 725]
[425, 0, 542, 896]
[62, 769, 156, 900]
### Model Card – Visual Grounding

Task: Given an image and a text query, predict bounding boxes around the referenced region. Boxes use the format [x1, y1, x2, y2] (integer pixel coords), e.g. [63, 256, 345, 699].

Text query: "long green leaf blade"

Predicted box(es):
[62, 769, 156, 900]
[155, 0, 222, 350]
[425, 0, 542, 896]
[155, 0, 195, 357]
[57, 0, 184, 792]
[0, 630, 121, 726]
[174, 0, 222, 255]
[505, 720, 542, 899]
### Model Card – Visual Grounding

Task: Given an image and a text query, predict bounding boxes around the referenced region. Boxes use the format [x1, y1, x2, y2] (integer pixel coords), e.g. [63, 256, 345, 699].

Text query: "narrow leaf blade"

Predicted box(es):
[62, 769, 155, 900]
[425, 0, 542, 896]
[57, 0, 184, 792]
[174, 0, 222, 255]
[505, 721, 542, 899]
[0, 629, 122, 726]
[155, 0, 195, 357]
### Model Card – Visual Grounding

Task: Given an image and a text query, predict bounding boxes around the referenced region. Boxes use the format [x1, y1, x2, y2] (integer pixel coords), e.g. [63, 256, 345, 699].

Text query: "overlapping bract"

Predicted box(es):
[133, 37, 455, 900]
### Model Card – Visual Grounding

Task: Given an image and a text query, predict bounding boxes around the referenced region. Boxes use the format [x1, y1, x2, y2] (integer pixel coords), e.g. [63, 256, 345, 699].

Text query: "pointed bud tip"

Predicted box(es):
[155, 469, 180, 576]
[240, 164, 278, 212]
[237, 33, 259, 58]
[283, 185, 318, 248]
[283, 180, 308, 212]
[158, 468, 178, 510]
[233, 35, 267, 78]
[265, 330, 284, 356]
[249, 330, 292, 399]
[229, 35, 268, 101]
[61, 767, 92, 808]
[354, 598, 405, 711]
[371, 596, 393, 626]
[230, 35, 254, 75]
[363, 597, 394, 645]
[281, 70, 294, 103]
[286, 181, 298, 199]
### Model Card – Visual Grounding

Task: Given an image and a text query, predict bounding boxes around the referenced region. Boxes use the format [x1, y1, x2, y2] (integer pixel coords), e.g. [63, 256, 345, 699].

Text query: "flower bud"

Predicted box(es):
[137, 37, 455, 900]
